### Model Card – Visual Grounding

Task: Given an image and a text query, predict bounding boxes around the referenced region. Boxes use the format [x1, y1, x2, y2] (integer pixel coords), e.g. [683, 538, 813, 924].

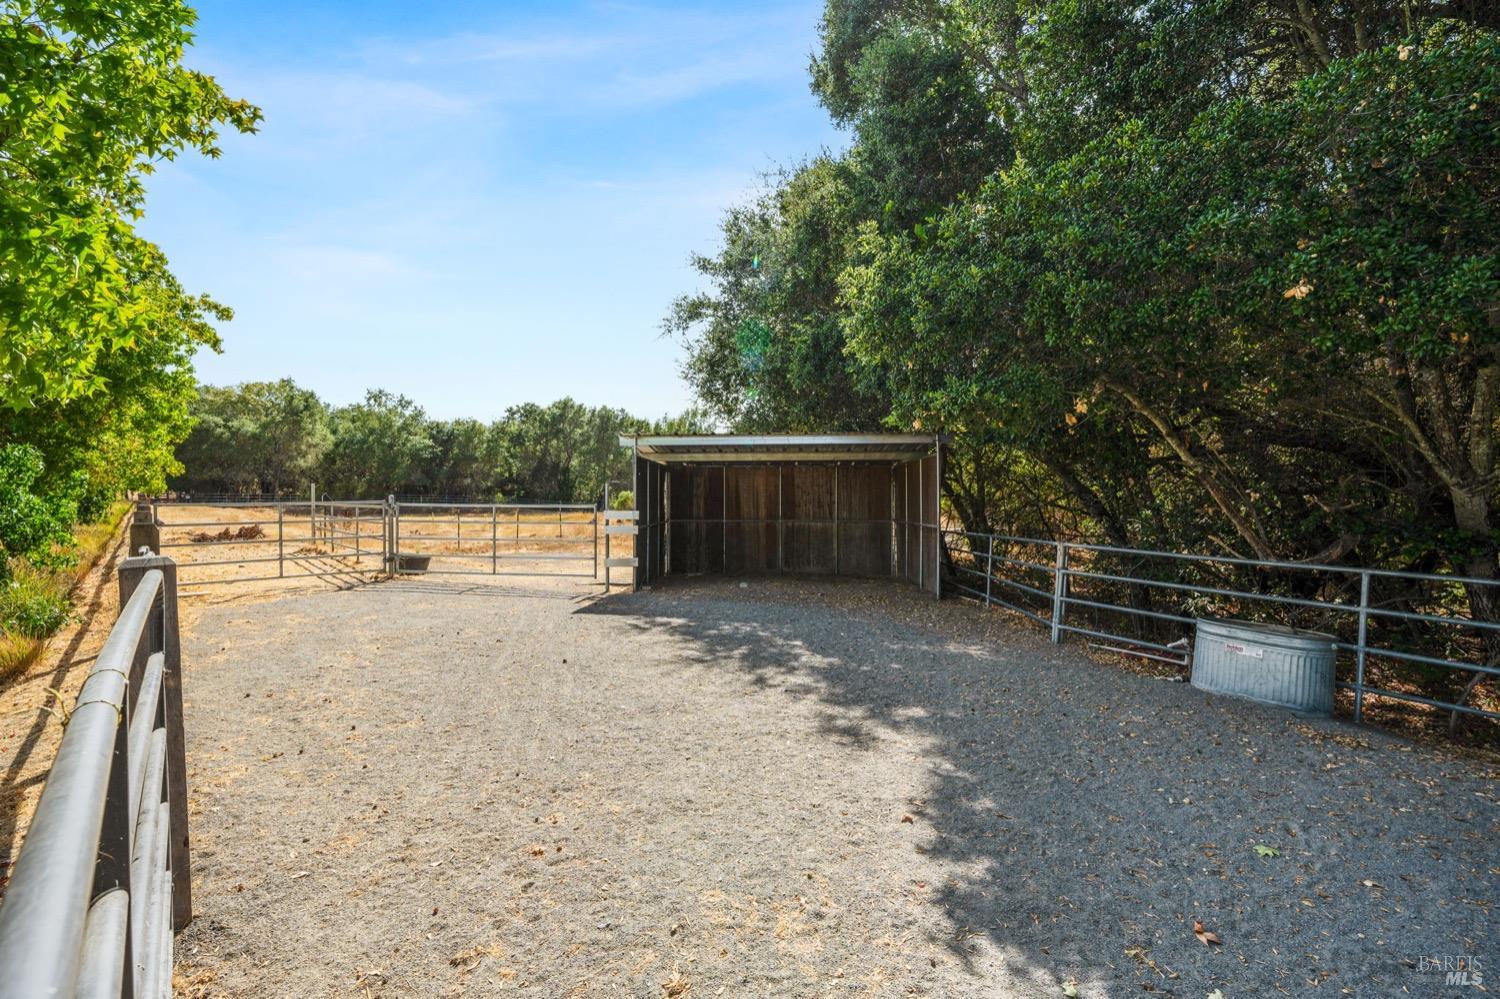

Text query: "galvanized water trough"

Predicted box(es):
[1192, 618, 1337, 715]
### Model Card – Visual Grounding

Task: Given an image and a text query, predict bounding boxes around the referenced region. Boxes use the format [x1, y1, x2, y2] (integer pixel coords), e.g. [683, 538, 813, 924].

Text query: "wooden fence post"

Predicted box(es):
[128, 501, 160, 556]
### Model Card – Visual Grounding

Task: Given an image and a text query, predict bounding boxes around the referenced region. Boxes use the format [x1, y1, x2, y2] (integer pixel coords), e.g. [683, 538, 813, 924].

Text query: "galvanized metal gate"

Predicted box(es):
[146, 495, 609, 590]
[150, 497, 387, 593]
[388, 500, 599, 577]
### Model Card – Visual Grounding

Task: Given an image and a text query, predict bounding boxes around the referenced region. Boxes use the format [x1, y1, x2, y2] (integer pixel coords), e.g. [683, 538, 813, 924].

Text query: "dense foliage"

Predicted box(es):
[172, 382, 713, 504]
[672, 5, 1499, 631]
[0, 444, 76, 570]
[0, 0, 259, 571]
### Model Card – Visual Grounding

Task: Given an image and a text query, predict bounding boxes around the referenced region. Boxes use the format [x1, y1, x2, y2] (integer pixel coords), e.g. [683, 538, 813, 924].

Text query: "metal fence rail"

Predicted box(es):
[141, 494, 614, 589]
[943, 529, 1499, 725]
[391, 500, 600, 578]
[146, 498, 387, 590]
[0, 555, 190, 998]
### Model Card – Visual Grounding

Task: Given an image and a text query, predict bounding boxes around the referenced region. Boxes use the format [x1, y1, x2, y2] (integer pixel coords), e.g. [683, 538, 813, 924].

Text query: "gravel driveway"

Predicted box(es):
[174, 575, 1496, 998]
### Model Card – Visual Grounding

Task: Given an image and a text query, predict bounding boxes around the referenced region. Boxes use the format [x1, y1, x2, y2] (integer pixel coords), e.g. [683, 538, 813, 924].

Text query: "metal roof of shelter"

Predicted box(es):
[619, 433, 939, 464]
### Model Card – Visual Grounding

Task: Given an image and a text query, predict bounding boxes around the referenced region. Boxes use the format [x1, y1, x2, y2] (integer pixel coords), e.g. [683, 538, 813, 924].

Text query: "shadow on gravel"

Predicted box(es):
[578, 577, 1495, 997]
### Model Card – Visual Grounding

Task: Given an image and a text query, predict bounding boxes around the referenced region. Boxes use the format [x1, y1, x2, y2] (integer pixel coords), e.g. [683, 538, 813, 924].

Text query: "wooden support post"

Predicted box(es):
[632, 454, 642, 590]
[917, 460, 924, 592]
[832, 465, 839, 577]
[128, 501, 160, 556]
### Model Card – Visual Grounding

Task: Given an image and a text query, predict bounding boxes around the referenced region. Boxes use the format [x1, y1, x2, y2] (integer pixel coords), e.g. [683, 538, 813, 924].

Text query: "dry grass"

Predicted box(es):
[1, 507, 133, 871]
[0, 633, 44, 685]
[68, 503, 132, 584]
[0, 501, 131, 685]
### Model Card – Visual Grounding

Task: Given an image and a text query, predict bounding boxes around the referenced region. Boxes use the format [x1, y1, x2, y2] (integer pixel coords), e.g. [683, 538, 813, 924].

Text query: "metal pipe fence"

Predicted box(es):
[389, 501, 600, 578]
[142, 494, 634, 589]
[150, 498, 387, 591]
[0, 555, 190, 998]
[942, 529, 1500, 726]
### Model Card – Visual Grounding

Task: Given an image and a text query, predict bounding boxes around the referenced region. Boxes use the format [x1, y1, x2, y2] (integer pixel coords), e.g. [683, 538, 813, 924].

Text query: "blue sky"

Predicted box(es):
[141, 1, 843, 421]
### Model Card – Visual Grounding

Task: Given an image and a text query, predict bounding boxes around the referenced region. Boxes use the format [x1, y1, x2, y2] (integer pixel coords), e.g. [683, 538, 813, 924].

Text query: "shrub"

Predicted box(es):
[0, 502, 127, 684]
[0, 444, 78, 576]
[0, 560, 70, 639]
[609, 490, 634, 509]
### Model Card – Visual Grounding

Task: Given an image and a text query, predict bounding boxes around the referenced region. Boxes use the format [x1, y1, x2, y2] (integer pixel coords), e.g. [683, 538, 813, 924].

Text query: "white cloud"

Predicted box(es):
[349, 4, 814, 112]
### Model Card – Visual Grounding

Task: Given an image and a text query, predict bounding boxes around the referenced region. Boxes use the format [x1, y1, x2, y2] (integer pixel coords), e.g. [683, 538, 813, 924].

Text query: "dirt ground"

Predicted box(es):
[1, 500, 599, 871]
[167, 574, 1496, 999]
[0, 511, 387, 885]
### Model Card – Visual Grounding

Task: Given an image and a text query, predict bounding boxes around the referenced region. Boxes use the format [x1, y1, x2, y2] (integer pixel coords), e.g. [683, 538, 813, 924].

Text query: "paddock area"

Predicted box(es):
[166, 573, 1495, 998]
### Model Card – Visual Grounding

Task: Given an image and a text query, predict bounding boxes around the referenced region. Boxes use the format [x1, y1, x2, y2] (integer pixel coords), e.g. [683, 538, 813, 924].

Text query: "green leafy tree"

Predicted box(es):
[321, 391, 435, 498]
[170, 386, 713, 504]
[0, 1, 259, 564]
[0, 0, 259, 408]
[174, 380, 329, 495]
[668, 160, 889, 432]
[675, 2, 1500, 693]
[424, 419, 505, 499]
[495, 398, 646, 503]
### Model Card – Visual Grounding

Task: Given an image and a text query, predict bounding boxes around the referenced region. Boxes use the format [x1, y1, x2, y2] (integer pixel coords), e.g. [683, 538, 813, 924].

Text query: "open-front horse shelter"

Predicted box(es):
[620, 434, 943, 595]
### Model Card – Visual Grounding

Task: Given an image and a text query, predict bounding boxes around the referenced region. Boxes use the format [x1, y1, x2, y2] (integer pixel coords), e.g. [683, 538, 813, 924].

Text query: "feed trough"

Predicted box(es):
[396, 554, 431, 573]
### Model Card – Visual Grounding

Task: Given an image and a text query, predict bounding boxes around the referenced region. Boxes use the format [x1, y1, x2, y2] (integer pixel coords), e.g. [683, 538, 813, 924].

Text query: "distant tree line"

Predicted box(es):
[170, 381, 713, 503]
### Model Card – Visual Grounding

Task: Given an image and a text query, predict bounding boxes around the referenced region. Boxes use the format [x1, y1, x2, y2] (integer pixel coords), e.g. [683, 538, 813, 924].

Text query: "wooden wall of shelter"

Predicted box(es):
[631, 446, 940, 596]
[894, 453, 941, 593]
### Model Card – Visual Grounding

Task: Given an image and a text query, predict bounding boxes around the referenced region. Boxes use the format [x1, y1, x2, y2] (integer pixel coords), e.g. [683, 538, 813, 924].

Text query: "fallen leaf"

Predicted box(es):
[1193, 921, 1222, 947]
[1061, 981, 1079, 997]
[1253, 845, 1279, 858]
[901, 814, 914, 824]
[1208, 991, 1226, 999]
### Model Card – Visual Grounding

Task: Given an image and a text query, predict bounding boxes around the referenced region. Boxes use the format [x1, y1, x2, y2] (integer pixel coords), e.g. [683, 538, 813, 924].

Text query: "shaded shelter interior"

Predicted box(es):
[624, 435, 941, 595]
